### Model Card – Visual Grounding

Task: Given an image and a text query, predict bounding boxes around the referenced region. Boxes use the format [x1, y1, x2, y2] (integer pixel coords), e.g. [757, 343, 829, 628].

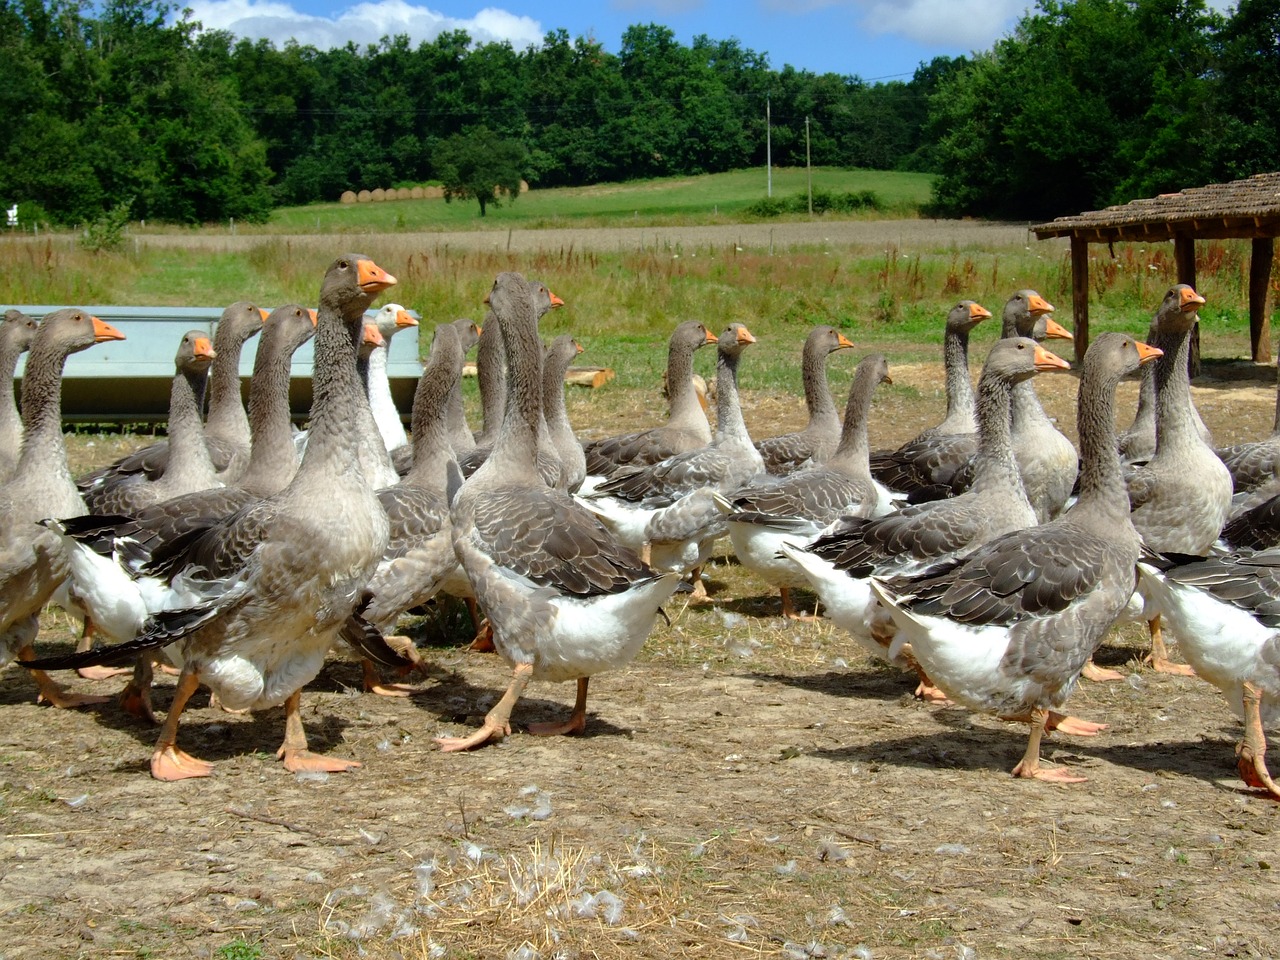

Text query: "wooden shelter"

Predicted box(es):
[1032, 172, 1280, 362]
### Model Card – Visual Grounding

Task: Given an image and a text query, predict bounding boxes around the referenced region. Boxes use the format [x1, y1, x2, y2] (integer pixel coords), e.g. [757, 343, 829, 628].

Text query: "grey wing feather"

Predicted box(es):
[905, 527, 1116, 626]
[474, 487, 654, 596]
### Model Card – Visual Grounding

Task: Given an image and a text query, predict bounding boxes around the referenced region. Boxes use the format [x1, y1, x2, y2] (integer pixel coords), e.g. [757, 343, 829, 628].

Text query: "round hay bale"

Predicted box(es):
[520, 179, 530, 193]
[340, 190, 357, 204]
[357, 189, 372, 203]
[424, 185, 444, 199]
[371, 188, 386, 202]
[398, 187, 414, 200]
[410, 186, 424, 199]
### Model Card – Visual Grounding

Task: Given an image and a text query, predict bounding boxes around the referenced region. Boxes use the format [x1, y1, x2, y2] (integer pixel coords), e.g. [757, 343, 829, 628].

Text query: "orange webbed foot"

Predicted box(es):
[151, 746, 214, 781]
[435, 718, 511, 753]
[77, 664, 132, 681]
[526, 713, 587, 737]
[1148, 657, 1197, 677]
[1011, 760, 1088, 784]
[36, 683, 111, 710]
[1045, 712, 1108, 737]
[914, 681, 952, 705]
[278, 749, 362, 774]
[1081, 661, 1126, 683]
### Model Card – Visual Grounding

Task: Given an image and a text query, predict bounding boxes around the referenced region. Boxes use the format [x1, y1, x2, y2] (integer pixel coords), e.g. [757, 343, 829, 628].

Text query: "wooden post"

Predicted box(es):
[1250, 237, 1275, 363]
[1070, 235, 1089, 361]
[1174, 235, 1200, 377]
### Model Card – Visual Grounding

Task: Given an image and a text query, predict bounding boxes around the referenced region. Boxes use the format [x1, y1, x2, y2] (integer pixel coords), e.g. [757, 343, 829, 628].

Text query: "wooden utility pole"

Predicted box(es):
[766, 97, 772, 198]
[805, 116, 812, 216]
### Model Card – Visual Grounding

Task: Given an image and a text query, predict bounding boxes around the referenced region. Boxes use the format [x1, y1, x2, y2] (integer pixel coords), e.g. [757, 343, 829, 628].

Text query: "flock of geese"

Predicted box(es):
[2, 255, 1279, 798]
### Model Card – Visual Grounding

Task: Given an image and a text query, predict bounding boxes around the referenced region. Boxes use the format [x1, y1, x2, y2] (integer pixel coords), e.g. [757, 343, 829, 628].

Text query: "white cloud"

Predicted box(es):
[758, 0, 1027, 49]
[854, 0, 1029, 48]
[183, 0, 545, 51]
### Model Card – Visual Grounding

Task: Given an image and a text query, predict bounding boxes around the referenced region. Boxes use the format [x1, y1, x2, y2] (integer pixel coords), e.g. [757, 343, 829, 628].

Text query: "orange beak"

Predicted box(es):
[549, 291, 565, 308]
[1135, 340, 1164, 365]
[1028, 294, 1055, 315]
[357, 258, 397, 295]
[363, 323, 385, 347]
[736, 325, 757, 345]
[704, 327, 719, 344]
[1032, 344, 1070, 372]
[969, 303, 992, 321]
[836, 332, 855, 349]
[1043, 317, 1074, 341]
[193, 337, 216, 360]
[574, 340, 585, 355]
[308, 309, 319, 327]
[1180, 287, 1206, 310]
[258, 308, 269, 323]
[395, 309, 417, 328]
[91, 316, 126, 342]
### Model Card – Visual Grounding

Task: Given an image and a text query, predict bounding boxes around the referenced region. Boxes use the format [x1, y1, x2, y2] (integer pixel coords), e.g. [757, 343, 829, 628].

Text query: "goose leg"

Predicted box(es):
[360, 640, 419, 701]
[436, 662, 533, 752]
[1236, 681, 1280, 799]
[20, 644, 110, 709]
[1011, 708, 1087, 783]
[897, 644, 951, 704]
[688, 566, 708, 600]
[118, 656, 158, 725]
[151, 669, 213, 781]
[277, 688, 361, 773]
[527, 677, 589, 737]
[780, 587, 819, 622]
[1146, 615, 1196, 676]
[469, 617, 496, 652]
[462, 598, 496, 652]
[75, 619, 130, 681]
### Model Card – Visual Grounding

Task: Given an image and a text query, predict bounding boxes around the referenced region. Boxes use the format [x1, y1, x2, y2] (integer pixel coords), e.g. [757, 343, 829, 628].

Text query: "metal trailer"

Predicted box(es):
[5, 304, 423, 423]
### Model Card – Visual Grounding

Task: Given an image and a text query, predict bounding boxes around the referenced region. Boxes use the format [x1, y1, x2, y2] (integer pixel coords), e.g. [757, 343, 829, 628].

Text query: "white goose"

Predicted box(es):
[719, 353, 891, 620]
[27, 254, 400, 781]
[869, 332, 1162, 783]
[782, 337, 1071, 699]
[437, 272, 679, 752]
[582, 323, 760, 588]
[1136, 548, 1280, 798]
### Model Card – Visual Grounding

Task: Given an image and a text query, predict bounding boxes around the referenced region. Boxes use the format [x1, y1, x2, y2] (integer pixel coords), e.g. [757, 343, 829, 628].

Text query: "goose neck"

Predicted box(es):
[713, 348, 749, 445]
[205, 334, 250, 445]
[942, 326, 976, 426]
[164, 365, 215, 480]
[969, 371, 1021, 493]
[1074, 366, 1128, 517]
[238, 339, 299, 497]
[1152, 321, 1200, 449]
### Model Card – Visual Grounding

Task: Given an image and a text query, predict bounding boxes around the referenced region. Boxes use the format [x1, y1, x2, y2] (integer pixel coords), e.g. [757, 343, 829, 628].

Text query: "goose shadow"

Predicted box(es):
[809, 709, 1250, 790]
[748, 667, 921, 703]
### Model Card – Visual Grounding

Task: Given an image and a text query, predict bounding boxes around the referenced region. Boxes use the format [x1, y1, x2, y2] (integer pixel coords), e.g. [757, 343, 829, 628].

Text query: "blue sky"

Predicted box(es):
[180, 0, 1043, 81]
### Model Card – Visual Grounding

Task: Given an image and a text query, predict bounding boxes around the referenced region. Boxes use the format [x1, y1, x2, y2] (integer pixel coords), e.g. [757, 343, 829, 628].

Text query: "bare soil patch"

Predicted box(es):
[1, 358, 1278, 960]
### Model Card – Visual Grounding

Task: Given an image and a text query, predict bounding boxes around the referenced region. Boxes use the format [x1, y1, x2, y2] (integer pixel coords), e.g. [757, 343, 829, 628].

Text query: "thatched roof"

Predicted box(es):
[1032, 172, 1280, 243]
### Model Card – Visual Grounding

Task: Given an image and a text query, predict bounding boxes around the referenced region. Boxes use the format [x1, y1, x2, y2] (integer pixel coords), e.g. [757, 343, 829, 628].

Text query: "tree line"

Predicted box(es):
[1, 0, 1275, 227]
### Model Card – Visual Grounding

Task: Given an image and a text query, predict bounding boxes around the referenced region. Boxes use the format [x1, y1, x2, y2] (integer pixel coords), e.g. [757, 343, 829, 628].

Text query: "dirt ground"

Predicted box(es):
[2, 356, 1279, 960]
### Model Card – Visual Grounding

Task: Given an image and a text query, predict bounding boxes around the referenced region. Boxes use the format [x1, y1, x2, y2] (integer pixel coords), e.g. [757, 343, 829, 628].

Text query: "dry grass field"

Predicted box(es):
[1, 220, 1278, 960]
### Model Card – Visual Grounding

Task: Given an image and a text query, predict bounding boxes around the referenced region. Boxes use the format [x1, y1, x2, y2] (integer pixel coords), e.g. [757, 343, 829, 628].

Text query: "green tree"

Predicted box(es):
[926, 0, 1220, 219]
[432, 127, 526, 216]
[1207, 0, 1280, 181]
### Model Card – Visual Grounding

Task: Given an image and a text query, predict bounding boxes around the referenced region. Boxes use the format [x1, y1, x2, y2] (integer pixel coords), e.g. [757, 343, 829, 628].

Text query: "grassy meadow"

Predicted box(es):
[1, 167, 1274, 407]
[251, 167, 933, 234]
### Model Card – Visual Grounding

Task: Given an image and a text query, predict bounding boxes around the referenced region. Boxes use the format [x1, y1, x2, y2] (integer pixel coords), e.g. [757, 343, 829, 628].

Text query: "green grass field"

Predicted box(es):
[0, 166, 1271, 402]
[235, 167, 933, 234]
